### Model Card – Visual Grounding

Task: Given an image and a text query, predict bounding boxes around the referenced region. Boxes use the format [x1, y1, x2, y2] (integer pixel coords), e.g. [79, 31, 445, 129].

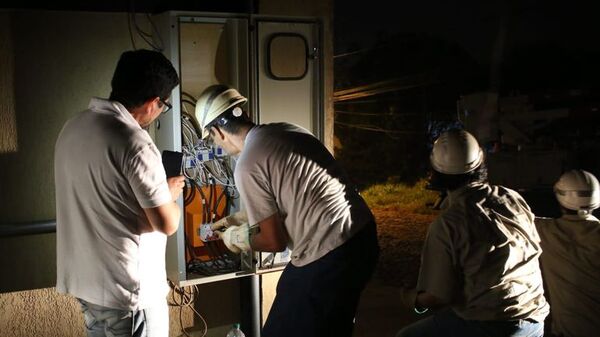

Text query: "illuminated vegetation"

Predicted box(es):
[361, 179, 438, 213]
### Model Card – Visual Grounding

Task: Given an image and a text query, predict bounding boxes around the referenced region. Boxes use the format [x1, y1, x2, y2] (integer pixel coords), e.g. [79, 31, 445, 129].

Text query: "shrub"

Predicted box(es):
[361, 179, 439, 213]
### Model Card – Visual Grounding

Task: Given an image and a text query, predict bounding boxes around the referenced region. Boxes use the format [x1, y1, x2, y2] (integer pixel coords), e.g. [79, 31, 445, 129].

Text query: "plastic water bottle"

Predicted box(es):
[225, 323, 245, 337]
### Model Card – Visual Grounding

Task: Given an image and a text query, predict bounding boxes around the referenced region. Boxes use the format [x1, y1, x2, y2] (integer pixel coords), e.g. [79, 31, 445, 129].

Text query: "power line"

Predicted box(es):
[335, 110, 420, 117]
[335, 121, 420, 135]
[334, 73, 439, 102]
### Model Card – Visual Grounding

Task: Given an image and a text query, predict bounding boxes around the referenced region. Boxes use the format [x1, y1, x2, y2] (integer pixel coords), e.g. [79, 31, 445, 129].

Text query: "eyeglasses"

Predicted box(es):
[159, 98, 172, 114]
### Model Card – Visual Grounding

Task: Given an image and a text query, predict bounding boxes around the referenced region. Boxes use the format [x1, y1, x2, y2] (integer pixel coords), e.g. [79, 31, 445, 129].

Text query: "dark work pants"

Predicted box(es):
[262, 221, 380, 337]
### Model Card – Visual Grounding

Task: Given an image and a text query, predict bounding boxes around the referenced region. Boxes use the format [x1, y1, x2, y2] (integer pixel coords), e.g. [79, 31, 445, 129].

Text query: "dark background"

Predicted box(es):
[4, 0, 599, 213]
[333, 0, 600, 195]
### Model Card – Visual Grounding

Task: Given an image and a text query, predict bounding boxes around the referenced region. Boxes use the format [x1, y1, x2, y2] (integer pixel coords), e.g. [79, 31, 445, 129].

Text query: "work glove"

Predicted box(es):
[220, 223, 251, 253]
[210, 210, 248, 230]
[211, 211, 251, 253]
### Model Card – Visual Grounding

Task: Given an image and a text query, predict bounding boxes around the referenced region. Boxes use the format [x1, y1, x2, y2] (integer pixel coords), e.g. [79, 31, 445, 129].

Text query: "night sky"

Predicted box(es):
[332, 0, 600, 189]
[335, 0, 600, 64]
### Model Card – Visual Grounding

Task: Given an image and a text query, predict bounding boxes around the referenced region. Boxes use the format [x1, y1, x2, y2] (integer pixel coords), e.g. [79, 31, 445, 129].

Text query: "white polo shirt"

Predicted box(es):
[55, 98, 172, 310]
[234, 123, 374, 266]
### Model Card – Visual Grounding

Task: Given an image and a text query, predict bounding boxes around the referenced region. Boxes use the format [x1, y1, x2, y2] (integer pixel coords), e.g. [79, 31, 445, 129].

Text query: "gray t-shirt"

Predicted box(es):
[417, 183, 549, 321]
[234, 123, 374, 266]
[536, 214, 600, 337]
[55, 98, 172, 310]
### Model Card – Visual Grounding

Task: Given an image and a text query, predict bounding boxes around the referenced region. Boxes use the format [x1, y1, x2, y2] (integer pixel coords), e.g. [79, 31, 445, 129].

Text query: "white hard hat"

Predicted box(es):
[554, 169, 600, 211]
[195, 84, 247, 139]
[430, 129, 484, 175]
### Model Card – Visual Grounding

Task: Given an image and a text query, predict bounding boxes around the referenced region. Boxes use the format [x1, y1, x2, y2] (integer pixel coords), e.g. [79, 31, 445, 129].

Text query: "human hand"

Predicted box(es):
[399, 287, 418, 311]
[167, 176, 185, 201]
[210, 210, 248, 231]
[219, 223, 251, 254]
[400, 287, 430, 314]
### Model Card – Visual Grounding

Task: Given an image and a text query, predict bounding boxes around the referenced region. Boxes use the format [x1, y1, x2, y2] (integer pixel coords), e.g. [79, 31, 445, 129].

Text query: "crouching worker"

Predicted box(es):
[535, 169, 600, 337]
[196, 84, 380, 337]
[396, 129, 549, 337]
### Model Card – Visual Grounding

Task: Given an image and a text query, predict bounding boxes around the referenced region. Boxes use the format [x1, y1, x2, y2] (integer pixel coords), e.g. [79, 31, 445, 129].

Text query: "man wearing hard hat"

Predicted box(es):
[396, 129, 549, 337]
[195, 84, 380, 337]
[535, 169, 600, 337]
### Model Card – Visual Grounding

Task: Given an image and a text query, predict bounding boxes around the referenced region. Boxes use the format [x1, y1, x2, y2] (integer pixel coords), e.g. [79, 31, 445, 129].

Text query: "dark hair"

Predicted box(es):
[428, 162, 488, 191]
[109, 49, 179, 109]
[208, 106, 255, 137]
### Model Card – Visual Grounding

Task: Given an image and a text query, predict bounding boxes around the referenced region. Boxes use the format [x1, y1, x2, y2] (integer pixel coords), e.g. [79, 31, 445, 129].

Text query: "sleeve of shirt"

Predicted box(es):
[416, 217, 459, 303]
[125, 143, 172, 209]
[234, 160, 279, 226]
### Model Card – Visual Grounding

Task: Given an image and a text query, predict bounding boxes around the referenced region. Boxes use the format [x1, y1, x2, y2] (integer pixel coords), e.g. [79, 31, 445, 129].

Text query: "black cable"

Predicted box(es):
[195, 185, 227, 269]
[181, 91, 198, 102]
[205, 183, 226, 267]
[182, 99, 196, 107]
[126, 13, 137, 49]
[213, 186, 227, 220]
[196, 184, 208, 224]
[128, 1, 162, 51]
[186, 168, 239, 274]
[212, 187, 235, 260]
[184, 180, 196, 206]
[167, 281, 208, 337]
[145, 13, 165, 51]
[183, 181, 218, 276]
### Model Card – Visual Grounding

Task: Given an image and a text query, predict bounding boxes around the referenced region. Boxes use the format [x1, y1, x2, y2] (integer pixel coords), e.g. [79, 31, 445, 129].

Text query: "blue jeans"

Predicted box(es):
[396, 309, 544, 337]
[78, 299, 168, 337]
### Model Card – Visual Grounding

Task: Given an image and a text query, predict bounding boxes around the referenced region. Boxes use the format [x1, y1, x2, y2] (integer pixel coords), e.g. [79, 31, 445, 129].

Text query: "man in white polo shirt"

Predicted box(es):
[54, 49, 184, 337]
[196, 84, 380, 337]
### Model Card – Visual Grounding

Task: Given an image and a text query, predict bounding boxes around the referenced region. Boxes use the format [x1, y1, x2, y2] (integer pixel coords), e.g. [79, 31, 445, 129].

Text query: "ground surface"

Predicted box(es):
[353, 206, 438, 337]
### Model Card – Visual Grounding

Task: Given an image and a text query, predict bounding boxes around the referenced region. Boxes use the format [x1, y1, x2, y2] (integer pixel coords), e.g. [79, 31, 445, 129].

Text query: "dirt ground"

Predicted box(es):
[353, 206, 439, 337]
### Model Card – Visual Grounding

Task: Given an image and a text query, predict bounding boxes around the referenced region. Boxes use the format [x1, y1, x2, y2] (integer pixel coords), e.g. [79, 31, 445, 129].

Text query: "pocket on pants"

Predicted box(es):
[78, 299, 99, 330]
[78, 298, 138, 337]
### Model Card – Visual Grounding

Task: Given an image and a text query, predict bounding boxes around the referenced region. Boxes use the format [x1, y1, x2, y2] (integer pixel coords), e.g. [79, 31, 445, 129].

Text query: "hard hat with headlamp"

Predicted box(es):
[195, 84, 248, 139]
[430, 129, 484, 175]
[554, 169, 600, 213]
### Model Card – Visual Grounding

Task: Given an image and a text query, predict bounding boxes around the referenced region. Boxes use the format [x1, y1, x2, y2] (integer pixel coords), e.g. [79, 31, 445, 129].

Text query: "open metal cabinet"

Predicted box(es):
[152, 11, 324, 288]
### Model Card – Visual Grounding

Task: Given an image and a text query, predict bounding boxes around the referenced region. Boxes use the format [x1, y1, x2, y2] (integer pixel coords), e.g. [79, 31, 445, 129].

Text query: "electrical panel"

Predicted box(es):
[153, 11, 323, 286]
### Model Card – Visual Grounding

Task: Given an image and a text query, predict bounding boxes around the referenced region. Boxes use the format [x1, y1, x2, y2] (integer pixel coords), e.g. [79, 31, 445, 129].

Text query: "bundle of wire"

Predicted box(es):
[181, 93, 240, 276]
[168, 279, 208, 337]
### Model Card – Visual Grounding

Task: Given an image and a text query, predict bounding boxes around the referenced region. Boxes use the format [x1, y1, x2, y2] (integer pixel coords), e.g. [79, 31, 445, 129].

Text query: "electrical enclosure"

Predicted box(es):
[152, 11, 323, 286]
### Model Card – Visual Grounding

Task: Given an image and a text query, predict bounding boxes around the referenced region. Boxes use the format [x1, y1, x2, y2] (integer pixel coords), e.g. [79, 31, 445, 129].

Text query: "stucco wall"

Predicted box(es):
[0, 288, 84, 337]
[0, 287, 198, 337]
[0, 9, 138, 292]
[0, 12, 17, 154]
[0, 9, 197, 337]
